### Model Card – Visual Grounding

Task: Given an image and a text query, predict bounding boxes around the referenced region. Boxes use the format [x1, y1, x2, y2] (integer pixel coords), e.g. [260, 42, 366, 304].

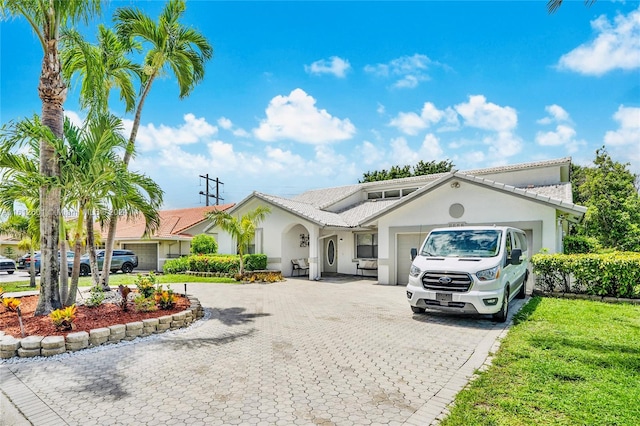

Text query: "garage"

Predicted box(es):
[396, 233, 428, 285]
[123, 243, 158, 271]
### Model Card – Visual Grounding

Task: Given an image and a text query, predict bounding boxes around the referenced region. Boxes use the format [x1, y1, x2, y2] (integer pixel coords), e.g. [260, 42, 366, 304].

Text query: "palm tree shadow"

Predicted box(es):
[208, 307, 271, 326]
[162, 328, 257, 350]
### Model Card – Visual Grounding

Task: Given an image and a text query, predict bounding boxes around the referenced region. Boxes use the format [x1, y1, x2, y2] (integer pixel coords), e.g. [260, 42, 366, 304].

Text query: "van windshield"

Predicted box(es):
[421, 229, 502, 258]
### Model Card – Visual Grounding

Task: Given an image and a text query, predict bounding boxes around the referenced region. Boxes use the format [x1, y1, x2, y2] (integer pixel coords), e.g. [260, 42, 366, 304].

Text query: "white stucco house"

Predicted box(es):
[210, 157, 586, 289]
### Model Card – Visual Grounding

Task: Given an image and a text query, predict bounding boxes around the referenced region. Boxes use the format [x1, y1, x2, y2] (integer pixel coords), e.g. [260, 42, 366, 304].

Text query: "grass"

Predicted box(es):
[441, 297, 640, 426]
[1, 273, 236, 293]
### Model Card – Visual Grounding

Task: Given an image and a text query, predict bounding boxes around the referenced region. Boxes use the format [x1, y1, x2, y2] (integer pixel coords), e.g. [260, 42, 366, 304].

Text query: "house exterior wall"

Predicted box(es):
[478, 164, 565, 187]
[375, 181, 560, 285]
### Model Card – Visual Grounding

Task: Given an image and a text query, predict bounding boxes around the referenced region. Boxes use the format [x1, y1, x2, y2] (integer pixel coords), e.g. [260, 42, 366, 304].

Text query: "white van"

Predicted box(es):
[406, 226, 529, 322]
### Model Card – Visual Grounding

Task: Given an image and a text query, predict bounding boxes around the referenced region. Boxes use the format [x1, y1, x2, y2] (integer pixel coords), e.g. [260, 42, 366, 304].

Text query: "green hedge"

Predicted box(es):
[163, 253, 268, 275]
[162, 257, 189, 274]
[563, 235, 601, 254]
[531, 252, 640, 298]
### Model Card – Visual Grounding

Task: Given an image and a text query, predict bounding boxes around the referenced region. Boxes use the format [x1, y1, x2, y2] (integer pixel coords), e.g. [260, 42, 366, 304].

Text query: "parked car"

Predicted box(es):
[68, 249, 138, 276]
[0, 255, 16, 274]
[406, 226, 529, 323]
[18, 251, 74, 274]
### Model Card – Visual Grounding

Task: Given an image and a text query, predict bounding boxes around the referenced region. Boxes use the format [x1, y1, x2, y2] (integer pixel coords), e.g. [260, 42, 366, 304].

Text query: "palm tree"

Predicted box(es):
[100, 0, 213, 286]
[58, 114, 162, 301]
[207, 206, 271, 275]
[547, 0, 596, 14]
[61, 24, 141, 117]
[0, 0, 102, 315]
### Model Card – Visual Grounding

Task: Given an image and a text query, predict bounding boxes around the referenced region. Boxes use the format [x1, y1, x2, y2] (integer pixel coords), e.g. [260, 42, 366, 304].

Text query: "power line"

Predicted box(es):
[199, 174, 224, 206]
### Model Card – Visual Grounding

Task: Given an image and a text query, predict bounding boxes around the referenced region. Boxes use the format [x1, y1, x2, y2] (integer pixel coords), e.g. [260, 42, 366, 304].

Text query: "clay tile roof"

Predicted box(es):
[110, 204, 235, 239]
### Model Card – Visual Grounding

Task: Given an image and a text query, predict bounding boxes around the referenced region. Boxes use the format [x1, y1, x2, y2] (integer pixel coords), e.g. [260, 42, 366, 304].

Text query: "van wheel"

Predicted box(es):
[411, 306, 425, 314]
[493, 289, 509, 323]
[516, 271, 528, 299]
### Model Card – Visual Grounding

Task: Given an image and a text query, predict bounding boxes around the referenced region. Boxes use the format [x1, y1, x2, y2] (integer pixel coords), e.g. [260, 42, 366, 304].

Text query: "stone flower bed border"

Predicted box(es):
[0, 296, 204, 360]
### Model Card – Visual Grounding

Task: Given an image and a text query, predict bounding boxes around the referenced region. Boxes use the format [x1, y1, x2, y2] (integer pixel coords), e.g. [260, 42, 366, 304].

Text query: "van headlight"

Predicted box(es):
[409, 265, 421, 278]
[476, 265, 500, 281]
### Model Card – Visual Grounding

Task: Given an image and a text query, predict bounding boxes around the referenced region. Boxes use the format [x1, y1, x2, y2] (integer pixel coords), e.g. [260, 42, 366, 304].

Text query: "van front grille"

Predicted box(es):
[421, 271, 473, 292]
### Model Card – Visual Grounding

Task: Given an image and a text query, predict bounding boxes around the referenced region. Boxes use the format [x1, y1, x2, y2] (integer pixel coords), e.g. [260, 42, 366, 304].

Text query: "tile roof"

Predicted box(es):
[231, 157, 585, 229]
[110, 204, 235, 239]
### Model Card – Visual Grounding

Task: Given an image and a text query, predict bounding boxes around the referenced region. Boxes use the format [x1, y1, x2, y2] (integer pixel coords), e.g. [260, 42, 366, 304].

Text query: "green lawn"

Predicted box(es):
[1, 273, 236, 293]
[441, 297, 640, 426]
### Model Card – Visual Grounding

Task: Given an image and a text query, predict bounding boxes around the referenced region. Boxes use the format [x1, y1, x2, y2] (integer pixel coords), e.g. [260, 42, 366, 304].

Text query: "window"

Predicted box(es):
[367, 191, 382, 200]
[402, 188, 417, 196]
[384, 189, 400, 199]
[356, 233, 378, 258]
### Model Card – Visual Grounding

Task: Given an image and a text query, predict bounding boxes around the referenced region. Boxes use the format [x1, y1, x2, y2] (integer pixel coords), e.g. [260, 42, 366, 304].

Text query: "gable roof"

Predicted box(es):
[110, 204, 235, 240]
[229, 157, 585, 229]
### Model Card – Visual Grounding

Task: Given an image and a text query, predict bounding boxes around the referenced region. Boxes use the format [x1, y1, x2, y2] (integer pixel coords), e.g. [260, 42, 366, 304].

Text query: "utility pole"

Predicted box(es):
[199, 174, 224, 206]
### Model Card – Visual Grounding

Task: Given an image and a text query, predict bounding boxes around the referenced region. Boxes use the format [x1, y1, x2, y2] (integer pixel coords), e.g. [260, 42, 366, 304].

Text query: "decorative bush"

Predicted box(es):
[163, 256, 189, 274]
[187, 254, 240, 274]
[133, 295, 157, 312]
[154, 286, 178, 309]
[190, 234, 218, 254]
[85, 286, 105, 308]
[243, 254, 268, 271]
[50, 305, 77, 331]
[531, 252, 640, 298]
[134, 272, 157, 297]
[563, 235, 601, 254]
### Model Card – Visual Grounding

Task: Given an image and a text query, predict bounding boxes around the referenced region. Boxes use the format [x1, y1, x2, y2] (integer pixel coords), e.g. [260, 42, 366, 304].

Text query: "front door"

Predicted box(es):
[324, 236, 338, 273]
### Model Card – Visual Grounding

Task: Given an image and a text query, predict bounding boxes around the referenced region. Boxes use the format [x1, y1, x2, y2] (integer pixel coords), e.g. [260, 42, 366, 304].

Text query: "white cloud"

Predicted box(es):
[364, 54, 434, 89]
[420, 133, 444, 159]
[125, 113, 218, 152]
[217, 117, 233, 130]
[389, 102, 448, 135]
[536, 124, 577, 147]
[485, 131, 523, 157]
[537, 104, 571, 125]
[64, 110, 84, 128]
[360, 141, 385, 166]
[376, 103, 386, 115]
[455, 95, 517, 132]
[305, 56, 351, 78]
[558, 6, 640, 76]
[604, 105, 640, 146]
[253, 88, 356, 144]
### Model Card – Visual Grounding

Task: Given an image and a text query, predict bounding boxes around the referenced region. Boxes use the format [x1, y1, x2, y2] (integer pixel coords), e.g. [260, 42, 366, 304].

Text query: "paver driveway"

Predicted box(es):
[1, 278, 525, 425]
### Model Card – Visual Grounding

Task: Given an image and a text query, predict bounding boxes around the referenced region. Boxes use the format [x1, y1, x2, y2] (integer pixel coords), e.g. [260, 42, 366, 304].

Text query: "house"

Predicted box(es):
[210, 157, 586, 289]
[107, 204, 234, 271]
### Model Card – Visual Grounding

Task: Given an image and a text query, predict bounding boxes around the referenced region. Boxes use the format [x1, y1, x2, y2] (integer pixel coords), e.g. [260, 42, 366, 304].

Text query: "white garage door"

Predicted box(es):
[123, 243, 158, 271]
[396, 233, 428, 285]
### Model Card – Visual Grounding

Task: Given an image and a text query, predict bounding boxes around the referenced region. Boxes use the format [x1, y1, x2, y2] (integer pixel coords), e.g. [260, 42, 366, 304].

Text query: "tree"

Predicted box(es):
[360, 159, 454, 183]
[100, 0, 213, 286]
[190, 234, 218, 255]
[207, 206, 271, 275]
[0, 0, 103, 315]
[571, 147, 640, 251]
[547, 0, 596, 14]
[0, 214, 38, 287]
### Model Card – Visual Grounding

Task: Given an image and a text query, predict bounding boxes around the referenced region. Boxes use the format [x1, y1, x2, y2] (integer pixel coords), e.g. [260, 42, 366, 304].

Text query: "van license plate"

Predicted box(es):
[436, 293, 452, 302]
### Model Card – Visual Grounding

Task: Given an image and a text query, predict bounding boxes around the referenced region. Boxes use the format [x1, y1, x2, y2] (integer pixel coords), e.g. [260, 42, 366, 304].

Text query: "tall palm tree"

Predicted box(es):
[207, 206, 271, 275]
[0, 0, 102, 315]
[100, 0, 213, 286]
[61, 24, 141, 117]
[547, 0, 596, 14]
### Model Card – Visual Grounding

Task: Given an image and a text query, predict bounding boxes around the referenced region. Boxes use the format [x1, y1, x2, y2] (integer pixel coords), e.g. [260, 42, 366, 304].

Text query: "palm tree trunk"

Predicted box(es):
[34, 38, 66, 316]
[100, 74, 156, 287]
[59, 215, 69, 304]
[29, 246, 36, 288]
[66, 205, 85, 306]
[85, 209, 101, 288]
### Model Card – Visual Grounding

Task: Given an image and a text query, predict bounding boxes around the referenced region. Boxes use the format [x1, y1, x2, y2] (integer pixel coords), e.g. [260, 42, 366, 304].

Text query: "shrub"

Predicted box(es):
[85, 286, 105, 308]
[190, 234, 218, 255]
[563, 235, 601, 254]
[163, 256, 189, 274]
[50, 305, 77, 331]
[531, 252, 640, 298]
[133, 295, 157, 312]
[243, 254, 268, 271]
[187, 254, 240, 274]
[154, 286, 178, 309]
[134, 272, 157, 298]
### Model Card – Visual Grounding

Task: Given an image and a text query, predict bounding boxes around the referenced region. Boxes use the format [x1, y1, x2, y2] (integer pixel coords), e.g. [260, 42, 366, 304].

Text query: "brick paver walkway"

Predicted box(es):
[0, 278, 524, 425]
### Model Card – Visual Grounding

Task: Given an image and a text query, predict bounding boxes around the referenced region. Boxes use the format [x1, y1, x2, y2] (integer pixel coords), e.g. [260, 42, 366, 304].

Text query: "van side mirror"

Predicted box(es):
[509, 248, 522, 265]
[410, 248, 418, 261]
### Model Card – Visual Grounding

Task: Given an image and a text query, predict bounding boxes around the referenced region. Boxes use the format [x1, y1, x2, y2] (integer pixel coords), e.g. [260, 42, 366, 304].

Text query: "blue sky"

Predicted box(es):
[2, 1, 639, 209]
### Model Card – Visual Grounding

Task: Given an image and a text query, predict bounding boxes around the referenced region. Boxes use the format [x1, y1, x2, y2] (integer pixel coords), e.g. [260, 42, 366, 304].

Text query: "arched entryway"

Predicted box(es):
[282, 223, 310, 277]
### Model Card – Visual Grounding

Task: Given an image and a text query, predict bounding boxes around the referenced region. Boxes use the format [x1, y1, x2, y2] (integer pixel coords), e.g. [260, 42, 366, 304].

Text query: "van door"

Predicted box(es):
[503, 231, 517, 297]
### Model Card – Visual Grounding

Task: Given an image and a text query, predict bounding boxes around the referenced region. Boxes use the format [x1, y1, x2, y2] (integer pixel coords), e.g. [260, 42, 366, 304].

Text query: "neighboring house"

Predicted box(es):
[106, 204, 234, 271]
[209, 157, 586, 289]
[0, 234, 22, 260]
